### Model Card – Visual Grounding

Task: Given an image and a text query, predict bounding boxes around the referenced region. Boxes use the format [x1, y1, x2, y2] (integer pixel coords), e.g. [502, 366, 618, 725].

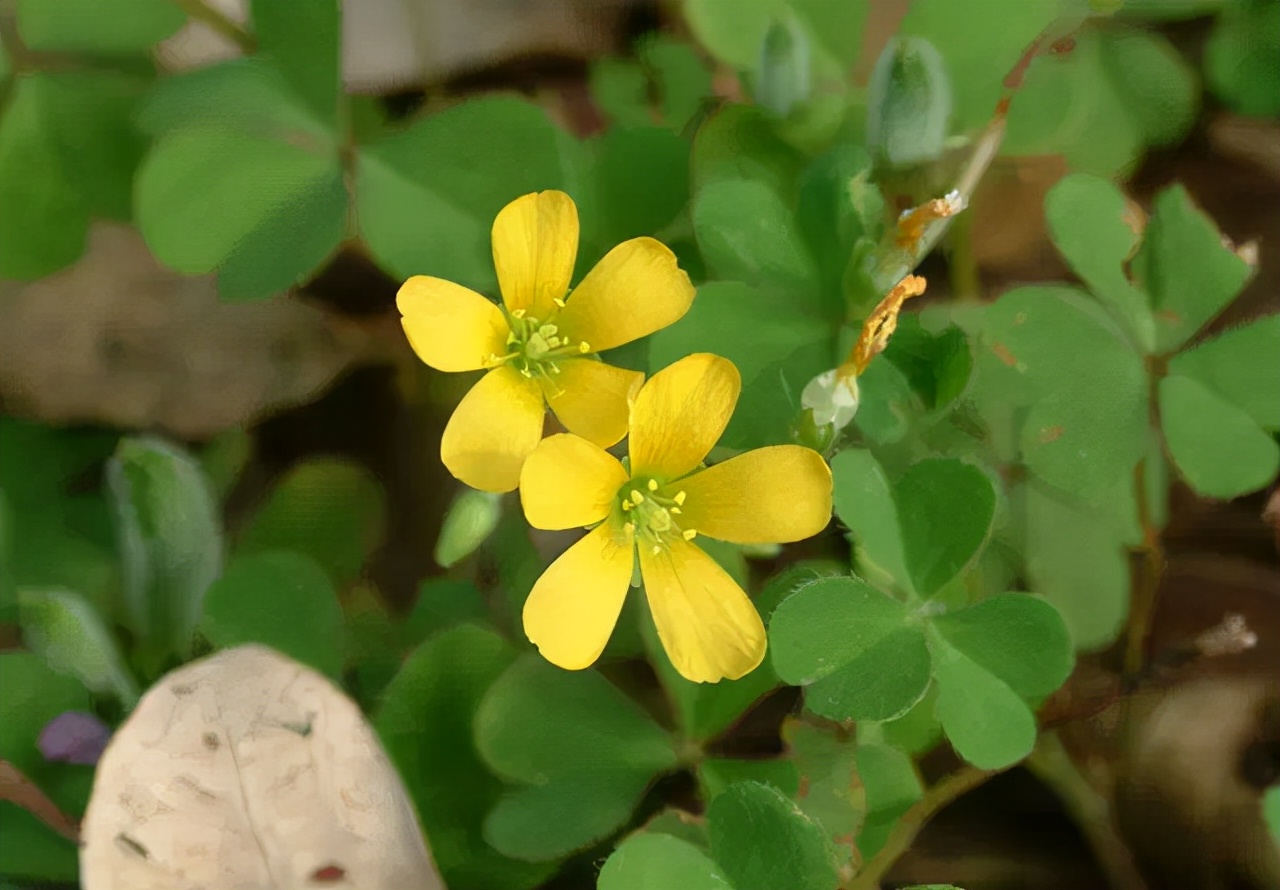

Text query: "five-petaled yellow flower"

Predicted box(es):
[518, 354, 834, 683]
[397, 190, 696, 492]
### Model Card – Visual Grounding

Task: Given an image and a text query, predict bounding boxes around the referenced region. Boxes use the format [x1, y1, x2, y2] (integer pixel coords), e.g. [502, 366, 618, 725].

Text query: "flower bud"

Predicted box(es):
[866, 36, 952, 168]
[434, 489, 503, 568]
[755, 15, 812, 118]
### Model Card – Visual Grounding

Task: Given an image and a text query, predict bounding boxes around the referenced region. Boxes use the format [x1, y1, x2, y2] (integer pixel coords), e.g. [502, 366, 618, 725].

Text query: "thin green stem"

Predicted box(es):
[168, 0, 255, 53]
[1027, 733, 1149, 890]
[947, 199, 982, 301]
[1123, 457, 1166, 680]
[844, 764, 997, 890]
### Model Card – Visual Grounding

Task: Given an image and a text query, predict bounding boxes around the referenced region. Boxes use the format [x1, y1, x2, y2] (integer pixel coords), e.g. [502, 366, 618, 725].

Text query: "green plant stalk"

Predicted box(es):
[844, 763, 997, 890]
[1027, 733, 1149, 890]
[1122, 457, 1167, 680]
[167, 0, 255, 53]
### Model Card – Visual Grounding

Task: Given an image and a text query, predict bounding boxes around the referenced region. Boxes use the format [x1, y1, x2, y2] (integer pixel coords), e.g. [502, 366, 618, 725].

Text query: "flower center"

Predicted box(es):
[489, 309, 592, 387]
[618, 478, 696, 555]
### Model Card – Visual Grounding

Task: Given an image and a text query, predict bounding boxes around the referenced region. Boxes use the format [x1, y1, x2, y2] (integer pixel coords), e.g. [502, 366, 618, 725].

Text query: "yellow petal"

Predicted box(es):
[542, 358, 644, 448]
[639, 537, 766, 683]
[440, 366, 545, 493]
[556, 238, 695, 352]
[629, 354, 741, 481]
[491, 191, 579, 320]
[396, 276, 510, 372]
[677, 446, 833, 544]
[523, 524, 635, 671]
[520, 433, 628, 530]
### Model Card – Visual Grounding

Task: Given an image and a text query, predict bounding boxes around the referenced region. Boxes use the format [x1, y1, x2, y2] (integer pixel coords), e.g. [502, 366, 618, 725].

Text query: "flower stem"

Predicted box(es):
[168, 0, 256, 53]
[1026, 733, 1149, 890]
[1123, 458, 1166, 681]
[844, 763, 997, 890]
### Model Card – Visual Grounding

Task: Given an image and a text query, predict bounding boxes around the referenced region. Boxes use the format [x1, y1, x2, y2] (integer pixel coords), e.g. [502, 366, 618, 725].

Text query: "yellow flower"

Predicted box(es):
[397, 190, 696, 492]
[518, 354, 834, 683]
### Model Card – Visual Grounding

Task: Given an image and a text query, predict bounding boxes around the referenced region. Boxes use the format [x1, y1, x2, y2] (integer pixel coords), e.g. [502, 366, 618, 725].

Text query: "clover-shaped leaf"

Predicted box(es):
[980, 286, 1148, 501]
[831, 453, 996, 597]
[474, 656, 677, 861]
[1044, 173, 1154, 353]
[1132, 184, 1253, 353]
[772, 579, 1073, 769]
[771, 576, 932, 722]
[707, 782, 837, 890]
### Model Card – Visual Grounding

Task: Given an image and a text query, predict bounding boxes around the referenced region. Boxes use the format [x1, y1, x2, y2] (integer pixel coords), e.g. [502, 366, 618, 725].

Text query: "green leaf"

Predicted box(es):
[590, 58, 652, 128]
[17, 0, 185, 52]
[866, 37, 951, 168]
[474, 656, 676, 860]
[1099, 27, 1199, 148]
[693, 178, 820, 295]
[106, 436, 222, 663]
[648, 281, 834, 449]
[895, 459, 996, 597]
[0, 652, 90, 774]
[796, 143, 884, 300]
[1205, 0, 1280, 116]
[198, 551, 344, 678]
[756, 15, 813, 118]
[0, 806, 78, 882]
[852, 357, 920, 446]
[899, 0, 1058, 131]
[1167, 313, 1280, 431]
[250, 0, 341, 122]
[235, 459, 386, 585]
[136, 126, 344, 300]
[684, 0, 787, 69]
[592, 126, 690, 246]
[1265, 785, 1280, 844]
[707, 781, 837, 890]
[640, 35, 715, 129]
[979, 286, 1149, 500]
[375, 626, 551, 890]
[691, 104, 805, 198]
[137, 59, 328, 137]
[830, 449, 910, 593]
[1044, 173, 1154, 352]
[699, 758, 800, 801]
[0, 72, 144, 278]
[402, 578, 491, 644]
[771, 576, 931, 721]
[1004, 28, 1196, 175]
[599, 832, 731, 890]
[356, 97, 585, 291]
[1021, 484, 1130, 650]
[882, 315, 973, 411]
[855, 741, 922, 857]
[19, 588, 138, 705]
[1132, 184, 1253, 352]
[1159, 374, 1280, 498]
[927, 594, 1073, 768]
[782, 719, 861, 868]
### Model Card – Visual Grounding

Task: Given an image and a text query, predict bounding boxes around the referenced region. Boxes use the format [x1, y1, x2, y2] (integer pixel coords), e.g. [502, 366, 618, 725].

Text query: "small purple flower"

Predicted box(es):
[39, 711, 111, 765]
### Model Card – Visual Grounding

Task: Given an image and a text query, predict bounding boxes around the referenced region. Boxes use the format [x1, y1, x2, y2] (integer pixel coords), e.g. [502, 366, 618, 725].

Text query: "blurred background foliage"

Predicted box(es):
[0, 0, 1278, 889]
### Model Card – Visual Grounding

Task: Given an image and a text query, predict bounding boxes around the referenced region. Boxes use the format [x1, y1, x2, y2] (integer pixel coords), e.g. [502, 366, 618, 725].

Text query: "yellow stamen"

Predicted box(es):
[578, 342, 591, 353]
[647, 479, 659, 492]
[630, 490, 645, 504]
[553, 297, 566, 308]
[673, 491, 687, 506]
[682, 529, 697, 540]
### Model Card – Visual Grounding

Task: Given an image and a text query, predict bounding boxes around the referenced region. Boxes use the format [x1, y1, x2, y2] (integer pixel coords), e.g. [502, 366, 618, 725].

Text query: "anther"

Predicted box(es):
[630, 490, 645, 504]
[622, 498, 633, 511]
[512, 309, 525, 319]
[651, 544, 662, 554]
[553, 297, 566, 308]
[647, 479, 658, 492]
[669, 507, 681, 514]
[578, 342, 591, 353]
[682, 529, 697, 541]
[673, 491, 687, 506]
